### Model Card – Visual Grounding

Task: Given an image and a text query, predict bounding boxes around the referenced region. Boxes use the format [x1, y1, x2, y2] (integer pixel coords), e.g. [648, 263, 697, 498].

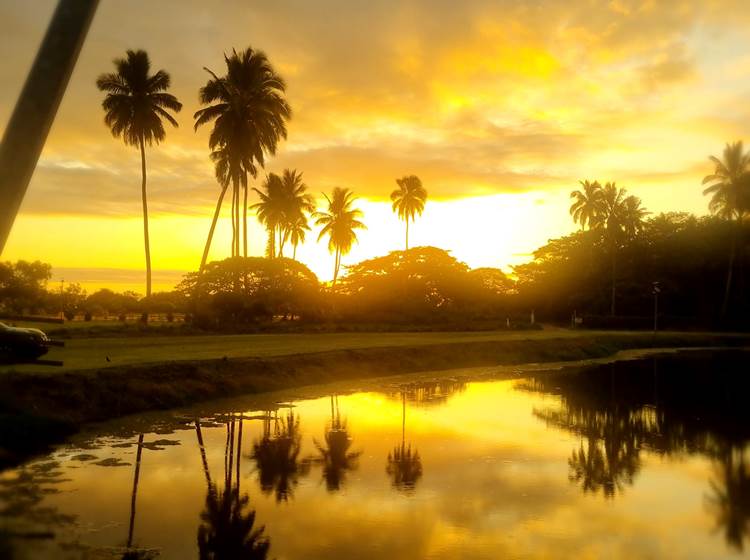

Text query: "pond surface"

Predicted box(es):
[2, 350, 750, 559]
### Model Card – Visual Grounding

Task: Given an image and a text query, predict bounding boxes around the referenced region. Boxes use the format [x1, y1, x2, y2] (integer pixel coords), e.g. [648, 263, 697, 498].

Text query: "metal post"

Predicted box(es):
[0, 0, 99, 254]
[652, 282, 661, 334]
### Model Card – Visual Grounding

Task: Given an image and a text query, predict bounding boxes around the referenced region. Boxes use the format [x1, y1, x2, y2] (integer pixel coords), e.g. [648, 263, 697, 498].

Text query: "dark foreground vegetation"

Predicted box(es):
[1, 331, 748, 469]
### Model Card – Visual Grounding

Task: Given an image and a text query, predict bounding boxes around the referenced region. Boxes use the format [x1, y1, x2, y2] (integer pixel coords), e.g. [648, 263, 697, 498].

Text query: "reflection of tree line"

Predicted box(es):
[521, 352, 750, 551]
[121, 380, 466, 556]
[392, 378, 467, 408]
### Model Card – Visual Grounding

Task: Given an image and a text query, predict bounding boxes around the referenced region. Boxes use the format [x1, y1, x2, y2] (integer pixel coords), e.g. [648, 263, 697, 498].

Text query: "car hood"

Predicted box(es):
[6, 326, 49, 340]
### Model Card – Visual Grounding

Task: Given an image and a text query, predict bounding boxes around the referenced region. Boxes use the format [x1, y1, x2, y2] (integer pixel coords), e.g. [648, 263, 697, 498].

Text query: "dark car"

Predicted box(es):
[0, 321, 52, 362]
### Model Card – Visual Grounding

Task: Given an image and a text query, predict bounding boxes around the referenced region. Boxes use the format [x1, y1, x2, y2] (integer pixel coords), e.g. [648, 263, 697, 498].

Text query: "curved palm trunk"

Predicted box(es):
[405, 218, 409, 251]
[236, 417, 243, 494]
[195, 420, 212, 487]
[126, 433, 144, 548]
[200, 184, 229, 271]
[230, 181, 237, 257]
[279, 229, 289, 257]
[234, 180, 241, 258]
[293, 242, 297, 261]
[332, 248, 341, 288]
[139, 137, 152, 297]
[242, 181, 248, 258]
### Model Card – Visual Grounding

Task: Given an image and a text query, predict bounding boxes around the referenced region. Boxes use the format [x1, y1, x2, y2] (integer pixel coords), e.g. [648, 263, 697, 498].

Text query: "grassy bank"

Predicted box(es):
[1, 330, 748, 468]
[2, 328, 601, 373]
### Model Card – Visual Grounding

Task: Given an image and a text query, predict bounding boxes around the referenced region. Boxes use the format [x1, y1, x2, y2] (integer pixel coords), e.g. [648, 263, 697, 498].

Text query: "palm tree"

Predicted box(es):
[250, 410, 309, 502]
[287, 214, 310, 261]
[314, 187, 366, 287]
[569, 180, 603, 230]
[621, 195, 649, 239]
[277, 169, 314, 257]
[96, 50, 182, 297]
[391, 175, 427, 250]
[702, 141, 750, 317]
[252, 173, 286, 256]
[598, 183, 648, 316]
[386, 392, 423, 493]
[195, 416, 271, 559]
[194, 47, 291, 264]
[200, 146, 249, 271]
[122, 433, 145, 558]
[706, 446, 750, 552]
[312, 395, 361, 492]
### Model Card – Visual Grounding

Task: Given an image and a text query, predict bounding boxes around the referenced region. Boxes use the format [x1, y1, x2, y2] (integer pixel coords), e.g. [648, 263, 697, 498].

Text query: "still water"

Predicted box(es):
[2, 350, 750, 559]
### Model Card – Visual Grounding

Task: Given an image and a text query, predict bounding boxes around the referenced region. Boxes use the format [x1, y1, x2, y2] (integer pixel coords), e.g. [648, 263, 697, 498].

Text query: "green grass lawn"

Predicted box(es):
[0, 328, 626, 373]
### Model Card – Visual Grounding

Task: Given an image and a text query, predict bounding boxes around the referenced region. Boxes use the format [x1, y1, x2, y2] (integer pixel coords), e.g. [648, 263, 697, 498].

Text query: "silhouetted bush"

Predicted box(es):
[178, 256, 322, 328]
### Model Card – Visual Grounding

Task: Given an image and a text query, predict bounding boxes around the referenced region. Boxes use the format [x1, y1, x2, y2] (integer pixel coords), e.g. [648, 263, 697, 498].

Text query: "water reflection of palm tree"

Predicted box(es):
[251, 409, 309, 502]
[313, 395, 361, 491]
[195, 416, 271, 559]
[706, 445, 750, 552]
[567, 424, 639, 498]
[386, 392, 423, 493]
[121, 433, 145, 559]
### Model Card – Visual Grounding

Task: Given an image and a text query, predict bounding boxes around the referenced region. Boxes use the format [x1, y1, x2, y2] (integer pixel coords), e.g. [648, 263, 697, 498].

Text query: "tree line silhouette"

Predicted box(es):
[2, 43, 748, 328]
[521, 351, 750, 551]
[94, 47, 430, 302]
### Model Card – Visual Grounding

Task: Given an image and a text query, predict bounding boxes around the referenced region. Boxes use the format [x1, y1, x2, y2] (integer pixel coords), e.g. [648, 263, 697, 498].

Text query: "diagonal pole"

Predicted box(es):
[0, 0, 98, 254]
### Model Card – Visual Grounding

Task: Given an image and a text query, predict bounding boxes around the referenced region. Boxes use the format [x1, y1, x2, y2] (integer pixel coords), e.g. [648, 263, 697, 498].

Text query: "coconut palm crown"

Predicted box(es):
[314, 187, 366, 287]
[194, 47, 291, 263]
[391, 175, 427, 250]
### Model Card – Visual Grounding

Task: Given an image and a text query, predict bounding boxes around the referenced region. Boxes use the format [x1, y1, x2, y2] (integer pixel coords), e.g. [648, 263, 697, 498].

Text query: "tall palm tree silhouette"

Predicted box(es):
[569, 180, 603, 230]
[314, 187, 366, 287]
[194, 48, 291, 263]
[702, 141, 750, 317]
[391, 175, 427, 250]
[386, 392, 423, 493]
[195, 416, 271, 560]
[312, 395, 361, 491]
[96, 50, 182, 297]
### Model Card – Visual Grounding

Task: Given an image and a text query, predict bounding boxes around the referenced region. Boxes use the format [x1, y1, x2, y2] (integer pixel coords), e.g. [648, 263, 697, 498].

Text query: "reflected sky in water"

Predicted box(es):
[2, 351, 750, 559]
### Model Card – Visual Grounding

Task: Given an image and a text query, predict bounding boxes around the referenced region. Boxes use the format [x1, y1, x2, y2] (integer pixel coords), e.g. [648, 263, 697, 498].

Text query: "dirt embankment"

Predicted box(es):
[1, 331, 748, 468]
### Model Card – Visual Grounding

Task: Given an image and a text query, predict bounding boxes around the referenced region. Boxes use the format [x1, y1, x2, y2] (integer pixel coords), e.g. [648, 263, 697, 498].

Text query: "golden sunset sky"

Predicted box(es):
[2, 0, 750, 291]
